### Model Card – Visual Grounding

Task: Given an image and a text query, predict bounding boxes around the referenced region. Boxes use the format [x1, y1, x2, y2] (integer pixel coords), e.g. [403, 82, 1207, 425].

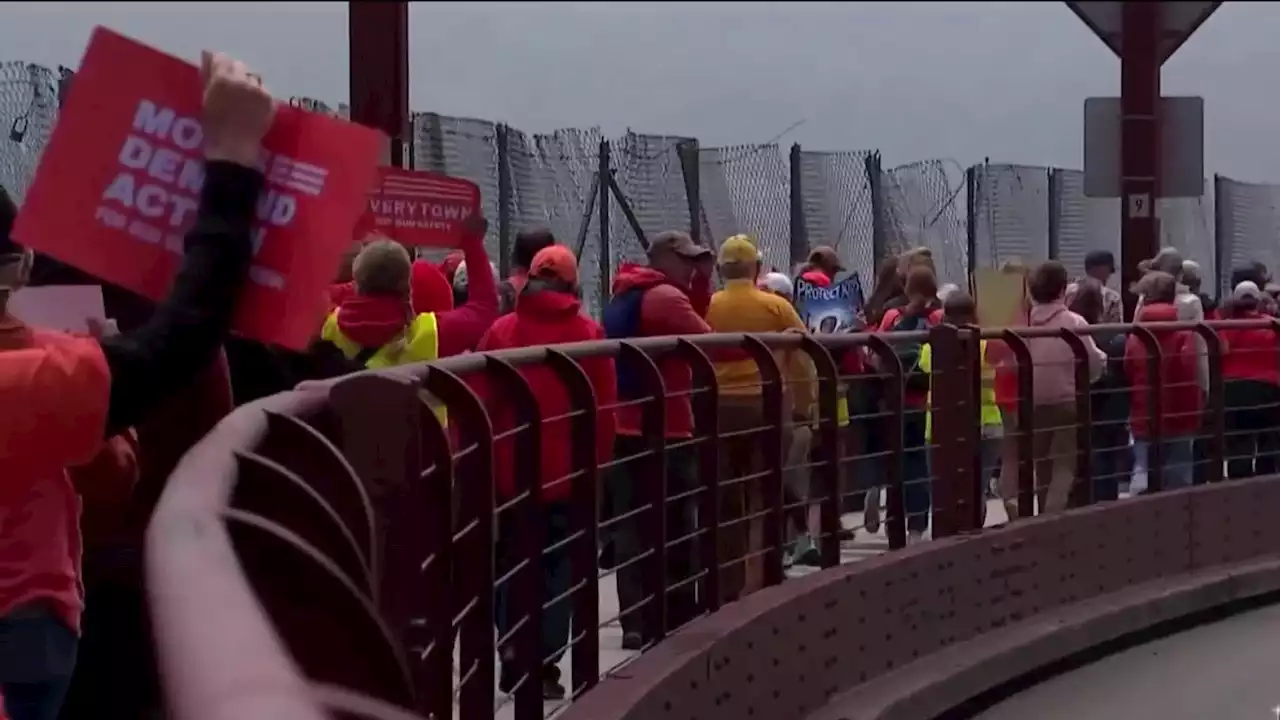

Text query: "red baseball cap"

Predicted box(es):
[530, 245, 579, 285]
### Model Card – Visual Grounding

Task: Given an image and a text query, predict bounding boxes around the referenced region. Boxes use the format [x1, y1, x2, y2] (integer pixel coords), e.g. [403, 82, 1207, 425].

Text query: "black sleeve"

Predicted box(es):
[98, 161, 263, 436]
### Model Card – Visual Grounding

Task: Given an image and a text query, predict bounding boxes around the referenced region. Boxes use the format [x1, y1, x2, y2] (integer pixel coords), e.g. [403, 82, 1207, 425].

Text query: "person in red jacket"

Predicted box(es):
[0, 51, 269, 720]
[475, 244, 616, 700]
[1218, 281, 1280, 479]
[600, 230, 710, 649]
[409, 258, 454, 315]
[1125, 272, 1202, 490]
[326, 241, 363, 313]
[498, 229, 556, 314]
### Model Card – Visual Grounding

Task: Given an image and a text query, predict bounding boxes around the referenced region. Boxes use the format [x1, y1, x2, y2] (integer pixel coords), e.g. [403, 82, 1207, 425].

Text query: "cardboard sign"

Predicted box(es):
[973, 268, 1029, 328]
[795, 273, 865, 334]
[356, 167, 481, 247]
[12, 27, 382, 349]
[8, 285, 106, 334]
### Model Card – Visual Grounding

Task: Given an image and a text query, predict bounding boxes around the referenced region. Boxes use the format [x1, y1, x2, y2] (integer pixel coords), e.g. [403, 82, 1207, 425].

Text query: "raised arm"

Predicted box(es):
[98, 51, 272, 435]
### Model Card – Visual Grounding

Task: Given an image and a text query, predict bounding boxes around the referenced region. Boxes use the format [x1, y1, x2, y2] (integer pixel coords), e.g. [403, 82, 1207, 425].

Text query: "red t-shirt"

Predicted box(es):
[0, 331, 111, 633]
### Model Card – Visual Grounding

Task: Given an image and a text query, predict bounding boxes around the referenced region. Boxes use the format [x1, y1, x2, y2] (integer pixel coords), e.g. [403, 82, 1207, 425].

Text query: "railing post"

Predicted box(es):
[789, 143, 807, 267]
[867, 151, 887, 265]
[497, 123, 513, 278]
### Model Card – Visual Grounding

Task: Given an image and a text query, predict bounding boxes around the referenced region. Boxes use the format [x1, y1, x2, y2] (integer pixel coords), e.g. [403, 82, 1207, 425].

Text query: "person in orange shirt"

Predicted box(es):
[0, 51, 270, 720]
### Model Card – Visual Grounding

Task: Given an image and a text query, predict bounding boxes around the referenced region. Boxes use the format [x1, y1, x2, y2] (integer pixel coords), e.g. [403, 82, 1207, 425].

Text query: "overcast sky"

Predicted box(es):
[1, 2, 1276, 181]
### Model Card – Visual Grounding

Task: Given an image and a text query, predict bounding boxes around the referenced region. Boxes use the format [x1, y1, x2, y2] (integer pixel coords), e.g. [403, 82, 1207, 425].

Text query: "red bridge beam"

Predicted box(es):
[1120, 1, 1161, 316]
[348, 1, 410, 168]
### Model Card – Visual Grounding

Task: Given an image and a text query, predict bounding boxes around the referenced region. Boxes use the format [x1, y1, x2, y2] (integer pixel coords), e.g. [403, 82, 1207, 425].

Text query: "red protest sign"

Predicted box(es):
[13, 27, 381, 350]
[356, 167, 481, 247]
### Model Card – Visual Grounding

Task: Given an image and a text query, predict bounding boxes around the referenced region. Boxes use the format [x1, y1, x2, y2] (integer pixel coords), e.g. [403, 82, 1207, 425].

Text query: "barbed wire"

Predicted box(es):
[0, 58, 1256, 304]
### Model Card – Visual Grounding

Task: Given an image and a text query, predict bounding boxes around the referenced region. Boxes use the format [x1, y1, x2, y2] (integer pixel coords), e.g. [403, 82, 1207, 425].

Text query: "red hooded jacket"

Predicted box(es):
[607, 264, 710, 438]
[474, 289, 617, 503]
[411, 260, 454, 316]
[333, 236, 498, 358]
[1219, 309, 1280, 386]
[1125, 302, 1203, 440]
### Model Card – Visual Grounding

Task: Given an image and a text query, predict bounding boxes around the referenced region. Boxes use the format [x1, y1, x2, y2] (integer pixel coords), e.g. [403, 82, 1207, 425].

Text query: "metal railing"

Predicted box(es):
[148, 319, 1280, 719]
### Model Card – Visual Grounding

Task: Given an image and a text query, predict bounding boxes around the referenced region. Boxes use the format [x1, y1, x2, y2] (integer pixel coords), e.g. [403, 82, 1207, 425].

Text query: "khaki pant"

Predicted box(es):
[999, 403, 1077, 518]
[717, 394, 791, 603]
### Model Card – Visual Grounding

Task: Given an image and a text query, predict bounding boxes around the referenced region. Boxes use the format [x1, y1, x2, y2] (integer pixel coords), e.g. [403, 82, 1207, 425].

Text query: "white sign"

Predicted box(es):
[8, 285, 107, 334]
[1128, 193, 1152, 219]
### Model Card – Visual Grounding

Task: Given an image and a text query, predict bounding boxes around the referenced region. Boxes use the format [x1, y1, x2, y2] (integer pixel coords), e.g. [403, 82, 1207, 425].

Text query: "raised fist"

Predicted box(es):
[200, 50, 275, 168]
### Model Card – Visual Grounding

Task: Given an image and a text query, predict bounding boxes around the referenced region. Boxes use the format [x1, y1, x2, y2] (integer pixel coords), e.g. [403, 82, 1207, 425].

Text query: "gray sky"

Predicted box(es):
[2, 1, 1277, 181]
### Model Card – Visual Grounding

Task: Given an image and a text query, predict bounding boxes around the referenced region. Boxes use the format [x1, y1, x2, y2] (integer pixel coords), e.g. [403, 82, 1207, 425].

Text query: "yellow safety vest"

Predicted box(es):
[320, 311, 447, 425]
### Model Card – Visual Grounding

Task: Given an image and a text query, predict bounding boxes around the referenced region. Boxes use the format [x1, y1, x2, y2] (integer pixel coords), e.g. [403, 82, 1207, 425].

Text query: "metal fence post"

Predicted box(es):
[677, 139, 703, 247]
[598, 139, 612, 312]
[418, 113, 446, 173]
[789, 143, 807, 267]
[1047, 167, 1061, 261]
[867, 151, 887, 266]
[965, 164, 978, 290]
[1213, 174, 1227, 298]
[496, 124, 513, 278]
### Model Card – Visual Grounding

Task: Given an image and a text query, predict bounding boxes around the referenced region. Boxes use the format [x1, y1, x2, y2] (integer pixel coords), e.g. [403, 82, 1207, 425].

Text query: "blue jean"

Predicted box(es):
[1134, 438, 1195, 491]
[903, 412, 931, 533]
[0, 605, 78, 720]
[495, 503, 573, 672]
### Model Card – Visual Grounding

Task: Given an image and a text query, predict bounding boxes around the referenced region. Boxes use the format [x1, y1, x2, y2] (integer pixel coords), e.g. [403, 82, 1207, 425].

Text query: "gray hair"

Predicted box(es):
[1150, 247, 1184, 277]
[1181, 260, 1202, 291]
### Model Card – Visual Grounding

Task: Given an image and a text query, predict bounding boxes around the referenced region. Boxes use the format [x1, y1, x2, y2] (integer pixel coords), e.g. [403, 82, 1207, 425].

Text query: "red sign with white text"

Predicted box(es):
[12, 27, 382, 350]
[356, 167, 481, 247]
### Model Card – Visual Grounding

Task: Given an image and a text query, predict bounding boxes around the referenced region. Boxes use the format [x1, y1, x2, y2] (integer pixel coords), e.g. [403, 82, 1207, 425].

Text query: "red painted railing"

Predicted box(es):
[146, 320, 1280, 719]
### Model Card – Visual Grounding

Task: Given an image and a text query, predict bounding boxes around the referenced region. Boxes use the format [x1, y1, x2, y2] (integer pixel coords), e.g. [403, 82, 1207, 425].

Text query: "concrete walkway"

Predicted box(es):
[976, 601, 1280, 720]
[481, 497, 1012, 719]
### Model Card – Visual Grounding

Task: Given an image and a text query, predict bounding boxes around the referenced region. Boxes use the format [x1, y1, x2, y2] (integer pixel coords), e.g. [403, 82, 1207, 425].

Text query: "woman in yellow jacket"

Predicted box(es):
[917, 291, 1002, 523]
[319, 221, 498, 423]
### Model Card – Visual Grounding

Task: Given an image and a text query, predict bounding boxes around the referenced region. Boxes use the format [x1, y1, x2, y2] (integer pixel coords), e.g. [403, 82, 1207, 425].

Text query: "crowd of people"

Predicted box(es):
[4, 51, 1280, 718]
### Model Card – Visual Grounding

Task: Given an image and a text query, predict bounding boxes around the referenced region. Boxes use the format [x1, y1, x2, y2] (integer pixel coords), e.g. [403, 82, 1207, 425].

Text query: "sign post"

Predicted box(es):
[1120, 1, 1161, 316]
[349, 2, 410, 169]
[1067, 0, 1221, 317]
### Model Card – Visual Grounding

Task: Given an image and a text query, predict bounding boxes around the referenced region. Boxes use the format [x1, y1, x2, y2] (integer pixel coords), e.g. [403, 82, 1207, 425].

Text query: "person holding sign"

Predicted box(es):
[0, 50, 272, 720]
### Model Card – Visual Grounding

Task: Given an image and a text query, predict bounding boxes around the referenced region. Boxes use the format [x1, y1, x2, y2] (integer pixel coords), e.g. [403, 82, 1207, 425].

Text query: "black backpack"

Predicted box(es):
[889, 309, 935, 393]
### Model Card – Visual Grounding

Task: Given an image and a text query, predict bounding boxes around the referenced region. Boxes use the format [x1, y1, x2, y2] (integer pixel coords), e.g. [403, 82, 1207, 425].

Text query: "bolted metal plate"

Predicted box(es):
[1066, 1, 1222, 62]
[1082, 95, 1205, 199]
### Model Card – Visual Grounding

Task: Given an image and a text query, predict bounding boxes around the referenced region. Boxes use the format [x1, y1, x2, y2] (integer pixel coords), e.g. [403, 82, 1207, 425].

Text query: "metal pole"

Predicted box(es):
[598, 141, 612, 312]
[867, 152, 886, 269]
[1120, 1, 1162, 319]
[788, 143, 807, 267]
[964, 164, 977, 292]
[1047, 167, 1061, 261]
[348, 1, 410, 168]
[496, 124, 513, 277]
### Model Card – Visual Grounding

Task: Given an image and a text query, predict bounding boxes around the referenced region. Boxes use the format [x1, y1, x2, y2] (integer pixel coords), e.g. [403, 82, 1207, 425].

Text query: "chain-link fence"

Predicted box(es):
[970, 162, 1218, 292]
[6, 58, 1279, 308]
[0, 62, 62, 204]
